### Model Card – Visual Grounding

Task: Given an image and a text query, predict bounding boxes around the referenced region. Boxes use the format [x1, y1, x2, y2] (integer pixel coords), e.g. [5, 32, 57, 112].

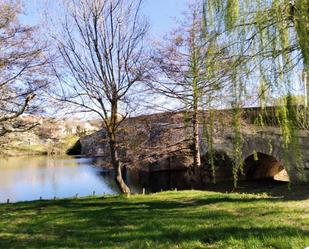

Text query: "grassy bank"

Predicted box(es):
[0, 135, 80, 157]
[0, 190, 308, 249]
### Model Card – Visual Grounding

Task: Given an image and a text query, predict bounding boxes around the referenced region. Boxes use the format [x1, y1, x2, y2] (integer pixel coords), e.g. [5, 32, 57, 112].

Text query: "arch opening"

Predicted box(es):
[243, 152, 289, 182]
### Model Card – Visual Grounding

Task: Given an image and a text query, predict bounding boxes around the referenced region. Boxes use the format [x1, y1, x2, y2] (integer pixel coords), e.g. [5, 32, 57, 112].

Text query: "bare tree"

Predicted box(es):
[52, 0, 149, 193]
[150, 3, 230, 171]
[0, 0, 49, 139]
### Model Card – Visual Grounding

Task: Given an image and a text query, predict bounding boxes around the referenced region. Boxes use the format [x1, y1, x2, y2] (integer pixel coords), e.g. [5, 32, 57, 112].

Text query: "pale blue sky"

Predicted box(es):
[18, 0, 190, 116]
[21, 0, 188, 37]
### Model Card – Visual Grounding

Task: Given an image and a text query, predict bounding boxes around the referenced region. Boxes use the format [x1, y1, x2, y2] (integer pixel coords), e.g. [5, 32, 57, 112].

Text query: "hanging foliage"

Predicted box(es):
[203, 0, 308, 186]
[204, 109, 216, 183]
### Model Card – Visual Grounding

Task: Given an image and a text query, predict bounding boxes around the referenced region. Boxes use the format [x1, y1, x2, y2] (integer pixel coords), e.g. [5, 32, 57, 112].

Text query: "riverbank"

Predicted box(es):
[0, 135, 80, 157]
[0, 190, 308, 249]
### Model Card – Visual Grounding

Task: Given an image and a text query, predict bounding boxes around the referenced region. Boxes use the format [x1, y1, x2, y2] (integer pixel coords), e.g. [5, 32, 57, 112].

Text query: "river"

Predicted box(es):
[0, 156, 126, 203]
[0, 155, 194, 203]
[0, 155, 290, 203]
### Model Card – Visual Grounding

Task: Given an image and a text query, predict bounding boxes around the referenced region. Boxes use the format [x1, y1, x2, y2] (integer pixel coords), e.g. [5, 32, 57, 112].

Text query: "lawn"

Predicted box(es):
[0, 190, 308, 249]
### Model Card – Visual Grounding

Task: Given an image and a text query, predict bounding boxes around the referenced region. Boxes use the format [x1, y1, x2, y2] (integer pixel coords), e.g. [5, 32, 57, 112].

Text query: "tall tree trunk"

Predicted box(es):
[109, 136, 131, 194]
[192, 103, 201, 169]
[191, 27, 201, 170]
[108, 99, 131, 194]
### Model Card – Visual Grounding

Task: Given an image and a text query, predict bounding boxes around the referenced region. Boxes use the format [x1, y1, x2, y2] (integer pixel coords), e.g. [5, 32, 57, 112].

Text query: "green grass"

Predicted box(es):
[0, 190, 308, 249]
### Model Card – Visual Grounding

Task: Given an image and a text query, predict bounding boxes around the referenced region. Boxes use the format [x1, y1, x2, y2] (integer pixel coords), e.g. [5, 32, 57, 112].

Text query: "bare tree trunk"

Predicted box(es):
[109, 137, 130, 194]
[192, 103, 201, 169]
[108, 99, 130, 194]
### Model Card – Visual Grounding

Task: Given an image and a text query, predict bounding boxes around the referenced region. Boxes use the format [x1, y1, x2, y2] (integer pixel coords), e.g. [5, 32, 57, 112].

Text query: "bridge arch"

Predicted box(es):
[242, 152, 289, 181]
[241, 137, 290, 182]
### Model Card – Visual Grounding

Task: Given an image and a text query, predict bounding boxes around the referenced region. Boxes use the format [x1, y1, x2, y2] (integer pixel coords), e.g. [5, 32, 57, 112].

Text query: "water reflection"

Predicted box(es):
[126, 169, 195, 193]
[0, 155, 201, 203]
[0, 156, 119, 203]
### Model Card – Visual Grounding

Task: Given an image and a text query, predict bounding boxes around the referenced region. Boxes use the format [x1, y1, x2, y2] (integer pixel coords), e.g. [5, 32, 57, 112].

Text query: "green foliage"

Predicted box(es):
[273, 93, 304, 180]
[203, 0, 309, 186]
[259, 80, 267, 110]
[294, 0, 309, 69]
[232, 107, 244, 188]
[284, 94, 304, 178]
[268, 140, 273, 154]
[253, 150, 258, 161]
[225, 0, 239, 31]
[276, 104, 291, 146]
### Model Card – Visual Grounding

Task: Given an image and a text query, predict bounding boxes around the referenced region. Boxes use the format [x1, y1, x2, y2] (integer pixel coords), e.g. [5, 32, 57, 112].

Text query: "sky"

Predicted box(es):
[19, 0, 306, 114]
[21, 0, 189, 38]
[18, 0, 190, 118]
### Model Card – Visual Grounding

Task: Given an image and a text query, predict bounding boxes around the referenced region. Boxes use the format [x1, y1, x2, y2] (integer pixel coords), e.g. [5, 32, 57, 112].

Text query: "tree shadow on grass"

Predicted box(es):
[0, 196, 308, 248]
[202, 179, 309, 200]
[2, 193, 272, 212]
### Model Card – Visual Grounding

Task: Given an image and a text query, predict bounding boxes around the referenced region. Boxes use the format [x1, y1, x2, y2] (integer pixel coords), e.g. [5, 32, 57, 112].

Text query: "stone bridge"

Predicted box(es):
[81, 110, 309, 184]
[204, 126, 309, 183]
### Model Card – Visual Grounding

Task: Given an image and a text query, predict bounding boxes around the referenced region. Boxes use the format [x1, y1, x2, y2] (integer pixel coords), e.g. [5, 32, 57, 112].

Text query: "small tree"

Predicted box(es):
[52, 0, 149, 193]
[0, 0, 49, 139]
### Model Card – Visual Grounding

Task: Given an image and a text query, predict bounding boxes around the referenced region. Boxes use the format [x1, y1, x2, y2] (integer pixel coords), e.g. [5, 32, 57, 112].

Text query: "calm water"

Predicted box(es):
[0, 156, 124, 203]
[0, 155, 195, 203]
[0, 155, 283, 203]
